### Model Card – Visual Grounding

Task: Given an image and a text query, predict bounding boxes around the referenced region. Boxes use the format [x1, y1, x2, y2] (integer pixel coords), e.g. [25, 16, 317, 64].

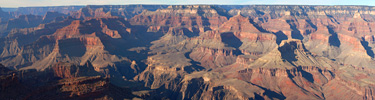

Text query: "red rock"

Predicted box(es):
[130, 5, 228, 32]
[262, 18, 292, 33]
[3, 5, 375, 100]
[189, 47, 237, 69]
[50, 62, 99, 78]
[338, 33, 366, 52]
[219, 14, 260, 33]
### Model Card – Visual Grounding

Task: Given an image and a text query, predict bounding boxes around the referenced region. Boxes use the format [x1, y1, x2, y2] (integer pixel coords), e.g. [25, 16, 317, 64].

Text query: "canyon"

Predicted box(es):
[0, 5, 375, 100]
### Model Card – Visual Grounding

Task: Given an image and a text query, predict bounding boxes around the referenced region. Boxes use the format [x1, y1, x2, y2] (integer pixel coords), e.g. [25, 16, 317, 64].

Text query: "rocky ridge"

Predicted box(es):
[0, 5, 375, 100]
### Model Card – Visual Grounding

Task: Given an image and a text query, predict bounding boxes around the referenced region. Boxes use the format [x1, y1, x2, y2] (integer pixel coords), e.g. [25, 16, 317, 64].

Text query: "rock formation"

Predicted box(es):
[0, 5, 375, 100]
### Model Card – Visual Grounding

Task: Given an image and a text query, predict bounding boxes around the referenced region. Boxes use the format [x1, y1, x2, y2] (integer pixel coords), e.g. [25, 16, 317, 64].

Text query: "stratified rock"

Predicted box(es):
[1, 5, 375, 100]
[42, 11, 67, 23]
[130, 5, 228, 31]
[49, 61, 100, 78]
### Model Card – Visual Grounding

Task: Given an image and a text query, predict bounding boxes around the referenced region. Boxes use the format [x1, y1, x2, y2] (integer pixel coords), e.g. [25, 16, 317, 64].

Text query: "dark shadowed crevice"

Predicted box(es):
[184, 52, 205, 73]
[255, 10, 265, 15]
[254, 93, 265, 100]
[278, 41, 298, 66]
[274, 31, 288, 45]
[291, 30, 304, 40]
[326, 15, 340, 24]
[182, 28, 199, 38]
[220, 32, 242, 48]
[304, 19, 317, 35]
[212, 5, 231, 18]
[58, 39, 86, 57]
[147, 84, 181, 100]
[360, 37, 374, 58]
[183, 78, 206, 99]
[327, 25, 341, 47]
[287, 20, 304, 40]
[250, 83, 286, 100]
[98, 25, 165, 80]
[212, 86, 228, 100]
[220, 32, 243, 55]
[297, 66, 315, 83]
[197, 8, 205, 16]
[249, 17, 269, 33]
[306, 19, 317, 31]
[79, 19, 101, 34]
[201, 17, 211, 26]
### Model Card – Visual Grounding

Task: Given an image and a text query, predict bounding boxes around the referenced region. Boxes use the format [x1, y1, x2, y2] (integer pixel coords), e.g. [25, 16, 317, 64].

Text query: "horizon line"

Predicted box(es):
[1, 4, 375, 8]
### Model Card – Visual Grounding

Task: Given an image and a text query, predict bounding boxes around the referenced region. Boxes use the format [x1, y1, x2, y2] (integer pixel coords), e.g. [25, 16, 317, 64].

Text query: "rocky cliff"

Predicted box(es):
[1, 5, 375, 100]
[0, 62, 137, 100]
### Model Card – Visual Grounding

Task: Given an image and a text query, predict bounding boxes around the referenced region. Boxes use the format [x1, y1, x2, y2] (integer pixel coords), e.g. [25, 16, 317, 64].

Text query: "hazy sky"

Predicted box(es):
[1, 0, 375, 8]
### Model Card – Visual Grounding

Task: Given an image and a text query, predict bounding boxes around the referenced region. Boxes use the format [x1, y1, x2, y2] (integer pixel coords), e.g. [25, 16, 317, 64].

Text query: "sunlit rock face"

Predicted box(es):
[1, 5, 375, 100]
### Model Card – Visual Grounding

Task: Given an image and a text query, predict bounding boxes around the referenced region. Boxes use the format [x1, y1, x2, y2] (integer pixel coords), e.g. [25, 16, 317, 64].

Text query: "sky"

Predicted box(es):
[0, 0, 375, 8]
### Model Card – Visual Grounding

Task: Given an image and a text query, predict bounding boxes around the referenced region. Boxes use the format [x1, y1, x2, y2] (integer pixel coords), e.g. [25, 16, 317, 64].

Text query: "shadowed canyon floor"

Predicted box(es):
[0, 5, 375, 100]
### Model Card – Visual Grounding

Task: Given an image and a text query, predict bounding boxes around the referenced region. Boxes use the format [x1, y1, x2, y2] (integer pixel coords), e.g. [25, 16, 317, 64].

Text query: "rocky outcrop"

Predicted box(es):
[69, 5, 168, 19]
[70, 7, 113, 19]
[130, 5, 228, 31]
[219, 14, 261, 33]
[6, 15, 43, 30]
[25, 76, 135, 100]
[2, 5, 375, 100]
[235, 66, 333, 99]
[190, 47, 237, 69]
[0, 62, 137, 100]
[41, 11, 67, 23]
[50, 61, 100, 78]
[9, 17, 133, 70]
[178, 77, 266, 100]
